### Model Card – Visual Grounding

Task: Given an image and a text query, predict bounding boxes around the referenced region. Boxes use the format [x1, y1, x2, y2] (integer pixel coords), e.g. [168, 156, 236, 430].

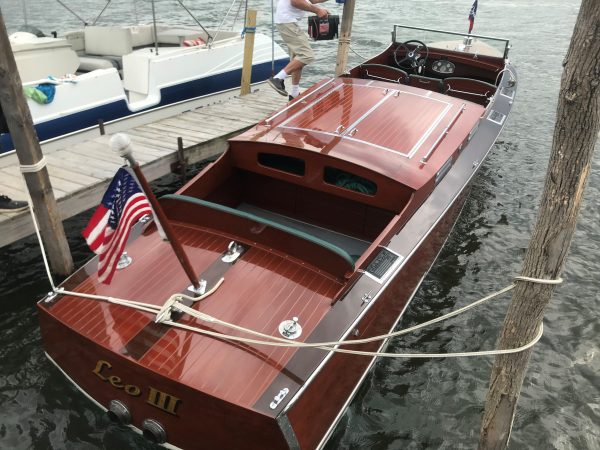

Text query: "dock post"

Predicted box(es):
[240, 9, 257, 96]
[0, 11, 74, 276]
[479, 1, 600, 448]
[335, 0, 356, 77]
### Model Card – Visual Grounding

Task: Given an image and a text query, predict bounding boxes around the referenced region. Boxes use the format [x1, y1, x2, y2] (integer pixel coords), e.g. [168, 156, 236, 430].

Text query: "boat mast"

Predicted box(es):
[151, 0, 159, 55]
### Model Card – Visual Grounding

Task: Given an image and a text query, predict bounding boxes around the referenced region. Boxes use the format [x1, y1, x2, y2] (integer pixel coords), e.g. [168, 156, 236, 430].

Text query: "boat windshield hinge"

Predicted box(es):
[222, 241, 243, 263]
[279, 317, 302, 339]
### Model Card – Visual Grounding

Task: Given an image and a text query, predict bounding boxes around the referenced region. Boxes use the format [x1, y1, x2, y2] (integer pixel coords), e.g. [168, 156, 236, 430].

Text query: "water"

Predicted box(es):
[0, 0, 598, 449]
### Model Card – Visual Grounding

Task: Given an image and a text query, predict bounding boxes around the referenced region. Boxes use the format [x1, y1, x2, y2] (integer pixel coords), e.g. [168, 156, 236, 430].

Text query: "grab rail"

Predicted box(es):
[420, 103, 466, 165]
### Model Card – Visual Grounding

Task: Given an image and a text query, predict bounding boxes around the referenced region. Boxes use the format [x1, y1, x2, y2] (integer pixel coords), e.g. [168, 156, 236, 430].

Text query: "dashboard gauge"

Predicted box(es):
[432, 60, 455, 74]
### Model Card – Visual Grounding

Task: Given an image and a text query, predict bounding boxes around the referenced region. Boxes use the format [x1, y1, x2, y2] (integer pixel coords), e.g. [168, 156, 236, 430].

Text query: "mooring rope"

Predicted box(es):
[44, 277, 558, 358]
[19, 156, 47, 173]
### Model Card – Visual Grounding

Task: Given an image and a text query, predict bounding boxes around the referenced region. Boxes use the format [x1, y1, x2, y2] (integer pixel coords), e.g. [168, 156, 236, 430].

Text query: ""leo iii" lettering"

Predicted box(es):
[147, 387, 181, 415]
[92, 359, 182, 416]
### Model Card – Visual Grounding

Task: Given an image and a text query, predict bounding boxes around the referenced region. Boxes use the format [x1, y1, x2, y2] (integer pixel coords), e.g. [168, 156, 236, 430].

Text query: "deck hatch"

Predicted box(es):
[365, 247, 404, 281]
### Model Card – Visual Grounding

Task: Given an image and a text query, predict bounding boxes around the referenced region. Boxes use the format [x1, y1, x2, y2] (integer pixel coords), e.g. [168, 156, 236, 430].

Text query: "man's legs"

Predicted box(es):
[270, 22, 314, 97]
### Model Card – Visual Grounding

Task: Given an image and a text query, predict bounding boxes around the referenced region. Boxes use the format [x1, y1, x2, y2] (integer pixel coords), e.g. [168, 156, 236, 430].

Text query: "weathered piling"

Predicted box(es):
[240, 9, 257, 96]
[0, 10, 74, 275]
[479, 0, 600, 448]
[335, 0, 356, 76]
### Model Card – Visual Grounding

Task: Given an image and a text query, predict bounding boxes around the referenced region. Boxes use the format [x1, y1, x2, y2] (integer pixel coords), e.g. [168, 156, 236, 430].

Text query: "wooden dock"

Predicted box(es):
[0, 88, 286, 248]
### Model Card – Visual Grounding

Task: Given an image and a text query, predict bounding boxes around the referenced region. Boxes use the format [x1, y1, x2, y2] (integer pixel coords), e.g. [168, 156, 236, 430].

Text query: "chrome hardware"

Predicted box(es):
[473, 161, 479, 168]
[349, 128, 358, 137]
[107, 399, 131, 425]
[335, 124, 346, 134]
[188, 279, 207, 296]
[361, 292, 372, 304]
[139, 214, 152, 224]
[44, 289, 60, 303]
[383, 88, 389, 95]
[393, 90, 401, 97]
[222, 241, 242, 263]
[279, 317, 302, 339]
[269, 387, 290, 409]
[352, 328, 360, 337]
[142, 418, 167, 444]
[116, 252, 132, 270]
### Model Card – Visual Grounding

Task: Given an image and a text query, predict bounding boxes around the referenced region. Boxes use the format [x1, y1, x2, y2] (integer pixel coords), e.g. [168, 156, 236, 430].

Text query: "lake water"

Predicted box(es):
[0, 0, 598, 449]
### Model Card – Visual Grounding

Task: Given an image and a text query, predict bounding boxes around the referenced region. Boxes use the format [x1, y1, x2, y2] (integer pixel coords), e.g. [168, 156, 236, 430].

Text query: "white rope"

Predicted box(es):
[514, 275, 563, 285]
[20, 156, 47, 173]
[167, 283, 517, 347]
[44, 275, 559, 358]
[349, 45, 370, 61]
[212, 0, 239, 44]
[495, 66, 517, 87]
[162, 318, 544, 358]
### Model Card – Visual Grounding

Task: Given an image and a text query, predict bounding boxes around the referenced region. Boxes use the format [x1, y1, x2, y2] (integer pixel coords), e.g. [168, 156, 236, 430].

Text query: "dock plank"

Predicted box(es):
[0, 88, 285, 248]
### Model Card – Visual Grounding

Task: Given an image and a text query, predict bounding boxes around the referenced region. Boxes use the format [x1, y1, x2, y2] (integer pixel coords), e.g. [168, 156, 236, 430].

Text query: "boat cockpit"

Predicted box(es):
[348, 24, 511, 106]
[161, 141, 414, 281]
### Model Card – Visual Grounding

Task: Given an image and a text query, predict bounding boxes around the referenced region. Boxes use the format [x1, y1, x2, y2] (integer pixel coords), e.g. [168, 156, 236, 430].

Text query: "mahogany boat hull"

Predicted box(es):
[38, 307, 292, 450]
[36, 25, 517, 450]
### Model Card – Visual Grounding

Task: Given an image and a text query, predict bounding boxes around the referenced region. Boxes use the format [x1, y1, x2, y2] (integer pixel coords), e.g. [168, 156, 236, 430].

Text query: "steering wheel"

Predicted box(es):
[394, 40, 429, 73]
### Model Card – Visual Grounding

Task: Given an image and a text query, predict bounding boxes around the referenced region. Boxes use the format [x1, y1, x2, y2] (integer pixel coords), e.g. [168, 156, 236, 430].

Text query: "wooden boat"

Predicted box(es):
[37, 24, 516, 449]
[0, 2, 287, 155]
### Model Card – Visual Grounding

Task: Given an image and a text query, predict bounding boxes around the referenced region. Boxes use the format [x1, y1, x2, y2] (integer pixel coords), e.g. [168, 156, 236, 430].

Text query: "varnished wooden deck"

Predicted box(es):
[0, 87, 286, 248]
[46, 221, 341, 408]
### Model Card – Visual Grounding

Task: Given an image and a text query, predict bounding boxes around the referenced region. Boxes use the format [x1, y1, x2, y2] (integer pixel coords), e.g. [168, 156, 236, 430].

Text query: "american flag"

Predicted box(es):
[468, 0, 478, 34]
[83, 167, 152, 284]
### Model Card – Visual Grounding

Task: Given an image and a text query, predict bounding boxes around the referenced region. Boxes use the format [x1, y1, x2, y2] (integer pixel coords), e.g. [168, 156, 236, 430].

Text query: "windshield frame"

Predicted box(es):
[392, 24, 511, 59]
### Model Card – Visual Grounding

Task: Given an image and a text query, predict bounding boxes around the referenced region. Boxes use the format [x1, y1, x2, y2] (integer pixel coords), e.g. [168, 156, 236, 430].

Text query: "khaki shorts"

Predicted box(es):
[277, 22, 315, 65]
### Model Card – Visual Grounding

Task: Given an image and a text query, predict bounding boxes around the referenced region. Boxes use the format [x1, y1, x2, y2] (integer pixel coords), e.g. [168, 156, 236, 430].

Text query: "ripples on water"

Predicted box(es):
[1, 0, 598, 448]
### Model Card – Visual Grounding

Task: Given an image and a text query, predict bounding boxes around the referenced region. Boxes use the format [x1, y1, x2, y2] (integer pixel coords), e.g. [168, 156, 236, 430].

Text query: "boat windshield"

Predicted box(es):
[392, 24, 510, 59]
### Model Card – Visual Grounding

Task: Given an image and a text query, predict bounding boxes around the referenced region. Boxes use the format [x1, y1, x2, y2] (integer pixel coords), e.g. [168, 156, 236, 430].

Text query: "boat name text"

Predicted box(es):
[93, 359, 182, 415]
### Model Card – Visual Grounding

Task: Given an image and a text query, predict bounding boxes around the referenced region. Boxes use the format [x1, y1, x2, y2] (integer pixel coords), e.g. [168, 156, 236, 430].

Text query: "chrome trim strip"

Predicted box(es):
[420, 103, 465, 164]
[392, 24, 510, 46]
[44, 352, 183, 450]
[276, 414, 301, 450]
[314, 198, 470, 450]
[342, 135, 411, 156]
[279, 125, 339, 138]
[283, 86, 511, 416]
[265, 78, 336, 124]
[407, 102, 453, 158]
[340, 90, 395, 136]
[279, 83, 345, 128]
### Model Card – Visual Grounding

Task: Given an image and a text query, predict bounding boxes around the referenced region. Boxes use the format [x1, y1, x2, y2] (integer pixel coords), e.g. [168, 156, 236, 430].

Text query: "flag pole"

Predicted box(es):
[110, 134, 201, 291]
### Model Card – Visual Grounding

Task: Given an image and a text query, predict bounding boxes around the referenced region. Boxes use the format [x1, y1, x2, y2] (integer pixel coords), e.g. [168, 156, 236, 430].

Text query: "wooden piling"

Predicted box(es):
[335, 0, 356, 77]
[0, 11, 74, 275]
[479, 1, 600, 448]
[240, 9, 257, 96]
